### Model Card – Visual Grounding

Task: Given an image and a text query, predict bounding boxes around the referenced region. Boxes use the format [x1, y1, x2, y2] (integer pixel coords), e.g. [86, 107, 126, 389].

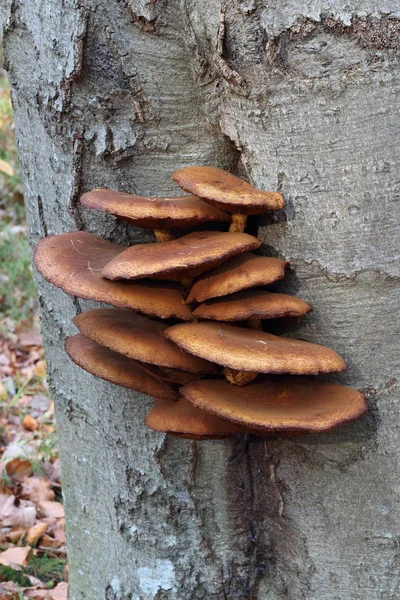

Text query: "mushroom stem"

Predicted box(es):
[229, 213, 247, 233]
[247, 317, 262, 330]
[223, 367, 258, 386]
[154, 229, 175, 243]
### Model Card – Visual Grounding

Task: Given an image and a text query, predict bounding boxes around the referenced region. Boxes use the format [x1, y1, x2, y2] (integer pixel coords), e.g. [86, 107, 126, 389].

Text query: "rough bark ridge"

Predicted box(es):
[2, 0, 400, 598]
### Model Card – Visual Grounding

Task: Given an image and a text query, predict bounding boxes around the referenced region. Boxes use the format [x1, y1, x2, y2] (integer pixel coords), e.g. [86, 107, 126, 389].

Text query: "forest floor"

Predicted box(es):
[0, 66, 67, 600]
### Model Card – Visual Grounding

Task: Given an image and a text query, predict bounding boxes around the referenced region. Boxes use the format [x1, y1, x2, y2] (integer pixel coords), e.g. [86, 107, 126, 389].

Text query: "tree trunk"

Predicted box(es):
[2, 1, 399, 598]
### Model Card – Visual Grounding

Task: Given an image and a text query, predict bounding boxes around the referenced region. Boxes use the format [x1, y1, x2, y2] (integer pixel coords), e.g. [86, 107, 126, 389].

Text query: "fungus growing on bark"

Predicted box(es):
[65, 334, 178, 401]
[33, 231, 192, 320]
[165, 321, 346, 386]
[34, 165, 366, 441]
[145, 397, 247, 438]
[101, 230, 261, 283]
[73, 308, 217, 375]
[80, 188, 230, 242]
[180, 377, 367, 434]
[171, 166, 284, 232]
[193, 290, 312, 324]
[186, 252, 287, 303]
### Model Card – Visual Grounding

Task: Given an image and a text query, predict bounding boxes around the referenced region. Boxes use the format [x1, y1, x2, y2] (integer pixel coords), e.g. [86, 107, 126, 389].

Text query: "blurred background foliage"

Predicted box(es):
[0, 60, 37, 332]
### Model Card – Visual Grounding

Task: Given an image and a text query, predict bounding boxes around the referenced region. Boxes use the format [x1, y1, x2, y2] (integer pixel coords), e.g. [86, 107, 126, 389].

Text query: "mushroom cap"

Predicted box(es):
[180, 377, 367, 433]
[80, 188, 230, 229]
[193, 290, 312, 322]
[171, 166, 284, 215]
[65, 334, 178, 401]
[33, 232, 192, 321]
[145, 397, 247, 436]
[169, 433, 232, 440]
[165, 322, 347, 375]
[186, 252, 287, 303]
[101, 231, 261, 281]
[73, 308, 217, 374]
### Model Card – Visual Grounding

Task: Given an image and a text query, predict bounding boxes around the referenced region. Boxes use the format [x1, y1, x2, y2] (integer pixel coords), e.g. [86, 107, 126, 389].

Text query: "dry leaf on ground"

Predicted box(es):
[26, 521, 48, 545]
[22, 477, 55, 504]
[39, 501, 64, 520]
[5, 457, 33, 481]
[22, 414, 40, 431]
[19, 329, 43, 347]
[0, 545, 32, 567]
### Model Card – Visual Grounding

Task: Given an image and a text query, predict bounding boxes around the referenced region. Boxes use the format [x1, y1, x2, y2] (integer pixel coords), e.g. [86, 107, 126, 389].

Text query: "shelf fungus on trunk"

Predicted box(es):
[33, 231, 193, 321]
[73, 308, 217, 375]
[100, 231, 261, 289]
[164, 321, 346, 386]
[186, 252, 288, 304]
[180, 377, 367, 434]
[80, 188, 230, 242]
[65, 334, 178, 401]
[192, 290, 312, 327]
[145, 397, 250, 439]
[34, 164, 367, 441]
[171, 166, 284, 232]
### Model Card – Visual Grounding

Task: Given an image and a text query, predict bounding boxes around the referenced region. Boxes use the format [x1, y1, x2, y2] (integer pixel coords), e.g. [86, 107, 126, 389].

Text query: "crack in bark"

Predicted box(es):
[266, 14, 400, 68]
[36, 194, 48, 236]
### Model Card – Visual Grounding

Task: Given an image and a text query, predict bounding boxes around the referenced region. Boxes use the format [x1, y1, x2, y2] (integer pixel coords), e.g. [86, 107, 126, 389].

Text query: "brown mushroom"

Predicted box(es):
[193, 290, 312, 327]
[165, 321, 346, 385]
[145, 397, 248, 437]
[73, 308, 217, 375]
[33, 232, 193, 321]
[186, 253, 287, 304]
[80, 188, 230, 242]
[171, 166, 284, 232]
[180, 377, 367, 434]
[65, 334, 178, 400]
[101, 231, 261, 285]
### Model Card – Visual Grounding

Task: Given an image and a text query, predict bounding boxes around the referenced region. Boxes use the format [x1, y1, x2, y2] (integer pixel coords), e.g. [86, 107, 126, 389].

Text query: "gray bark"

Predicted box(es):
[2, 0, 400, 598]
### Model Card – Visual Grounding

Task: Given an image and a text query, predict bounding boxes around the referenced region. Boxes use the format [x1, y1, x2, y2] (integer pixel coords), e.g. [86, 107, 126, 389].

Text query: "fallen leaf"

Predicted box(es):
[7, 526, 26, 543]
[22, 477, 55, 503]
[0, 580, 21, 599]
[0, 158, 14, 177]
[51, 582, 68, 600]
[19, 329, 43, 347]
[40, 534, 63, 549]
[26, 522, 48, 545]
[39, 501, 64, 519]
[5, 457, 33, 481]
[0, 382, 7, 401]
[25, 590, 52, 600]
[42, 459, 61, 483]
[0, 496, 36, 528]
[23, 414, 39, 431]
[0, 546, 31, 567]
[34, 360, 47, 379]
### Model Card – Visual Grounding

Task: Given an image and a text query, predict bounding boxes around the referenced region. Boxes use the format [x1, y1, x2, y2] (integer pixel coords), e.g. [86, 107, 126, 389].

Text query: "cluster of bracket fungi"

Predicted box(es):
[34, 166, 367, 440]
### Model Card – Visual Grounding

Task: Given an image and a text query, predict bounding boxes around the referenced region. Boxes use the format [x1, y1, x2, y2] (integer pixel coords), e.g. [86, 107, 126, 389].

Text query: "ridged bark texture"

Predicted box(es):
[2, 1, 399, 598]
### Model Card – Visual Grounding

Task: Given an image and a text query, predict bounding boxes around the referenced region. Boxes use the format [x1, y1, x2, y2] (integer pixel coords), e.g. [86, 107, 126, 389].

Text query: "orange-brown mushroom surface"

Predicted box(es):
[33, 232, 192, 321]
[165, 322, 347, 375]
[101, 231, 261, 281]
[145, 397, 247, 437]
[181, 377, 367, 433]
[65, 334, 178, 401]
[171, 166, 284, 214]
[193, 290, 312, 322]
[73, 308, 217, 374]
[186, 253, 287, 303]
[80, 188, 230, 229]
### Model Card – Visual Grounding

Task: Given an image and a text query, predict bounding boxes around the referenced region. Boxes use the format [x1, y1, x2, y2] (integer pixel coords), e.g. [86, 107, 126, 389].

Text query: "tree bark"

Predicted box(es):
[2, 1, 400, 598]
